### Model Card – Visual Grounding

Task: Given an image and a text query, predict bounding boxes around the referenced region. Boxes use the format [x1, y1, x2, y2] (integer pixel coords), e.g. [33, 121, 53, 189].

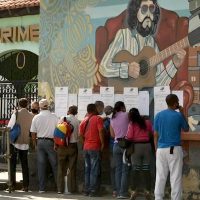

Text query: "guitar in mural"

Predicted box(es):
[109, 28, 200, 90]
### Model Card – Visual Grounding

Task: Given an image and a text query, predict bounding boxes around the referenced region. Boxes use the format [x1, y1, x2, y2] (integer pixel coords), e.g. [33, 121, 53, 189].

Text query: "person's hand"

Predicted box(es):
[129, 61, 140, 78]
[173, 49, 186, 68]
[54, 144, 58, 152]
[101, 143, 104, 152]
[178, 105, 184, 113]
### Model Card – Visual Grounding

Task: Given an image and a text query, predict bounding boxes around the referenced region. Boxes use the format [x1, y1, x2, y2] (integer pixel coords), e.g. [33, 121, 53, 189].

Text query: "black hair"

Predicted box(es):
[128, 108, 146, 130]
[87, 103, 98, 114]
[112, 101, 126, 119]
[68, 105, 78, 115]
[95, 101, 104, 108]
[165, 94, 179, 107]
[127, 0, 160, 36]
[19, 98, 28, 108]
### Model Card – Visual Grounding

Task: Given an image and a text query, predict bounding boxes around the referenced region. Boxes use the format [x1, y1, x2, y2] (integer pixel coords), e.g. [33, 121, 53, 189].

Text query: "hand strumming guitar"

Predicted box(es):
[128, 61, 140, 79]
[172, 49, 186, 68]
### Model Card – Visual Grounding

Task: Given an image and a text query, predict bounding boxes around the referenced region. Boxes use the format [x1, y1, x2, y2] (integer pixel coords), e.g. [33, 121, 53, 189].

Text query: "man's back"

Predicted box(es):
[31, 110, 58, 138]
[80, 115, 103, 151]
[154, 109, 189, 148]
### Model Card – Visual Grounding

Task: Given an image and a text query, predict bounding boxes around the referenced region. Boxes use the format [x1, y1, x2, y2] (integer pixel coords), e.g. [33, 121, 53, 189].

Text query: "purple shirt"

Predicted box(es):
[110, 111, 129, 141]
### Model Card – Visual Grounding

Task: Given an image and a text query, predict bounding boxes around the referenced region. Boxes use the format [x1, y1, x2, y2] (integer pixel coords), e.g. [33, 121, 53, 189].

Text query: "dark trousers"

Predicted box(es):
[57, 143, 78, 193]
[10, 144, 29, 188]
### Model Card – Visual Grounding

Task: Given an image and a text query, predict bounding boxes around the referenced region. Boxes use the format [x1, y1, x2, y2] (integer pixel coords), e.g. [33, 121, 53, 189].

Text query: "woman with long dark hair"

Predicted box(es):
[110, 101, 129, 199]
[126, 108, 153, 200]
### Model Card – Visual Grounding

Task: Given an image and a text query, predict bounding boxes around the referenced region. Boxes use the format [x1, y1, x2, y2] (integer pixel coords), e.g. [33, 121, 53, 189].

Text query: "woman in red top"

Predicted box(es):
[126, 108, 153, 200]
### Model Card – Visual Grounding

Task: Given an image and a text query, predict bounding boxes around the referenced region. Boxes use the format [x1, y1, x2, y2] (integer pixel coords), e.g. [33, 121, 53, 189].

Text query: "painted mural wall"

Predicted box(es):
[39, 0, 200, 130]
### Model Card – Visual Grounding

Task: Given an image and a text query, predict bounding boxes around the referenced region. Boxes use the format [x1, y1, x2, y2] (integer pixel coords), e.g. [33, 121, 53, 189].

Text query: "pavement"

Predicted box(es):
[0, 191, 146, 200]
[0, 171, 146, 200]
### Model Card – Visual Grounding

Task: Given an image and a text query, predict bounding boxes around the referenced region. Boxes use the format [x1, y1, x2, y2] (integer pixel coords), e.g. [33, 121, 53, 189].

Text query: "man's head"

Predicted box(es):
[18, 98, 28, 108]
[165, 94, 179, 109]
[68, 105, 78, 116]
[104, 106, 113, 116]
[95, 101, 104, 115]
[39, 99, 49, 110]
[87, 103, 98, 115]
[127, 0, 160, 37]
[31, 101, 39, 114]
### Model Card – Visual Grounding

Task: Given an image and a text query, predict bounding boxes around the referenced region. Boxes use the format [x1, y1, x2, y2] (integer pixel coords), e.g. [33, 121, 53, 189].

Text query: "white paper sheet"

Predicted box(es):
[123, 87, 139, 112]
[100, 87, 114, 107]
[68, 94, 78, 108]
[55, 87, 68, 118]
[154, 86, 170, 115]
[172, 90, 184, 107]
[78, 88, 93, 120]
[138, 91, 149, 116]
[114, 94, 124, 103]
[92, 94, 102, 103]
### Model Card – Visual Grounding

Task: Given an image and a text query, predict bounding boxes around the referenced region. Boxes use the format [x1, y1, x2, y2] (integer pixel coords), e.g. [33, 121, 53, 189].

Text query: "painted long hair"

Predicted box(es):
[127, 0, 160, 35]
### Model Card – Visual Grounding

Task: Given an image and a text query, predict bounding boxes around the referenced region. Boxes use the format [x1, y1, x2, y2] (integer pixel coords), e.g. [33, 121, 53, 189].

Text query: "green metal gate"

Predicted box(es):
[0, 50, 38, 126]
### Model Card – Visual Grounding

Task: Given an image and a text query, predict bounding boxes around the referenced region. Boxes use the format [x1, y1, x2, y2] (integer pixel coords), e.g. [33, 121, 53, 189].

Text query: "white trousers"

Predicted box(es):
[154, 146, 183, 200]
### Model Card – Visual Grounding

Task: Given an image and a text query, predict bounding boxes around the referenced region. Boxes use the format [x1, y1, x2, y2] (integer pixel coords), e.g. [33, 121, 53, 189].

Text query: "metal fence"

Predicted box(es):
[0, 80, 38, 127]
[0, 127, 11, 193]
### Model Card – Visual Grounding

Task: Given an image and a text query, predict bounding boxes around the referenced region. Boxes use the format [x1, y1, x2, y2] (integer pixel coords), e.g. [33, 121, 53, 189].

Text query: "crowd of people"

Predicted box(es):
[7, 94, 189, 200]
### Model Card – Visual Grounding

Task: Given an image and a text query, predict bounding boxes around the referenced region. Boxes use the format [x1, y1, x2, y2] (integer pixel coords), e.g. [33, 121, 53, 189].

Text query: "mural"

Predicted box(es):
[39, 0, 200, 130]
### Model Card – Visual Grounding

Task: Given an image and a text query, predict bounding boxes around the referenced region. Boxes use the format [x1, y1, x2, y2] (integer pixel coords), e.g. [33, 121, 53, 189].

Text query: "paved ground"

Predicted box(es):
[0, 171, 145, 200]
[0, 191, 146, 200]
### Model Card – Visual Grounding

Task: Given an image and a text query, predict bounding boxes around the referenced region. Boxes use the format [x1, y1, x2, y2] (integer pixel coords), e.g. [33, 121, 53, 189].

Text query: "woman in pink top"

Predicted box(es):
[126, 108, 153, 200]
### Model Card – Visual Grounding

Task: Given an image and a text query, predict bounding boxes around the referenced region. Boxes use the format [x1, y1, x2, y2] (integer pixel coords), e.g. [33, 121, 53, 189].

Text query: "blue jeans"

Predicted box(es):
[113, 143, 129, 196]
[84, 150, 101, 193]
[37, 139, 57, 191]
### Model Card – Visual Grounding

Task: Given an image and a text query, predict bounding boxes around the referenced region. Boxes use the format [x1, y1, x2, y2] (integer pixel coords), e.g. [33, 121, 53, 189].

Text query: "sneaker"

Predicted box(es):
[83, 191, 89, 196]
[21, 187, 28, 192]
[112, 191, 117, 197]
[38, 190, 45, 194]
[130, 191, 138, 200]
[117, 195, 129, 199]
[64, 192, 72, 195]
[5, 186, 15, 192]
[57, 191, 62, 194]
[144, 190, 151, 200]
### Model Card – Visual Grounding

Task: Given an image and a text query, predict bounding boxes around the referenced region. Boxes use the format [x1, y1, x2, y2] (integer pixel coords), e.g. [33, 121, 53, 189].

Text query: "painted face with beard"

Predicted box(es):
[136, 0, 156, 37]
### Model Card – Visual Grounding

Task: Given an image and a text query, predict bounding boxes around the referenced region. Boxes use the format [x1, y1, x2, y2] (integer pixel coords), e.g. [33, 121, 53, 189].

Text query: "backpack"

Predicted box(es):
[54, 117, 74, 146]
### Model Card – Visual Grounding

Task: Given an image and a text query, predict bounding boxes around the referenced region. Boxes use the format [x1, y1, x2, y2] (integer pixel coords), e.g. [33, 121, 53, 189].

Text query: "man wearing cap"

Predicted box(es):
[30, 99, 59, 193]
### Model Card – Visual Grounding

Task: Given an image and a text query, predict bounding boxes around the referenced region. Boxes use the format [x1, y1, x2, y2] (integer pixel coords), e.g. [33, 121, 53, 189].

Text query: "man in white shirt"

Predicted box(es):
[56, 105, 79, 194]
[30, 99, 58, 193]
[7, 98, 34, 192]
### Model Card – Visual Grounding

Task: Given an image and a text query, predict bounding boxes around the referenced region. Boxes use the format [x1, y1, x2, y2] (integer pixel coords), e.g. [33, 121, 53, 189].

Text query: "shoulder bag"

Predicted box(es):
[10, 110, 21, 143]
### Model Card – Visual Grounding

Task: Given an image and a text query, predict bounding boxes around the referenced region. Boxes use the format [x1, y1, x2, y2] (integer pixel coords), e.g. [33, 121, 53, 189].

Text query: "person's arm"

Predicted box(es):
[79, 134, 84, 145]
[30, 116, 37, 150]
[153, 114, 159, 153]
[126, 123, 134, 140]
[99, 128, 104, 152]
[179, 106, 189, 132]
[79, 121, 85, 148]
[7, 113, 16, 129]
[110, 125, 115, 138]
[31, 132, 37, 150]
[154, 131, 159, 152]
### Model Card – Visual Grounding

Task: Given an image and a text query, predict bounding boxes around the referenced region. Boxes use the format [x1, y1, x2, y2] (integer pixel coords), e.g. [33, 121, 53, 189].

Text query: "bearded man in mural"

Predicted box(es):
[98, 0, 186, 91]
